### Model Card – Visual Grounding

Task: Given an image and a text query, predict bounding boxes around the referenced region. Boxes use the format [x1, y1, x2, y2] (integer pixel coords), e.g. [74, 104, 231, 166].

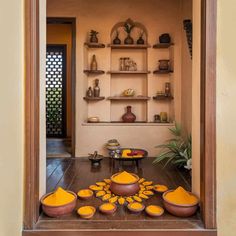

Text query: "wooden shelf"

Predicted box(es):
[107, 96, 150, 101]
[153, 43, 174, 49]
[82, 121, 174, 126]
[84, 42, 105, 48]
[153, 70, 173, 74]
[108, 44, 151, 49]
[83, 96, 105, 101]
[108, 70, 150, 75]
[153, 95, 174, 101]
[84, 70, 105, 75]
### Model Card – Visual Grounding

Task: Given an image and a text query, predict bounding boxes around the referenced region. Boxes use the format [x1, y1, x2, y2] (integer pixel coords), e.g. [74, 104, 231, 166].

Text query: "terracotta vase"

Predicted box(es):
[124, 34, 134, 44]
[122, 106, 136, 123]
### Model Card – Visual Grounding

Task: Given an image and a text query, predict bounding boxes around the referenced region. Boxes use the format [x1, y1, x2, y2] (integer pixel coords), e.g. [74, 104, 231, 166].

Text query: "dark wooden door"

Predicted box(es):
[46, 45, 67, 138]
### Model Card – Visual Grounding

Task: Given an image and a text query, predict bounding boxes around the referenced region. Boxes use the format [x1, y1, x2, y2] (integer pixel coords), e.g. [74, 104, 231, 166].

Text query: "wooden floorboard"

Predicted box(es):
[38, 157, 207, 231]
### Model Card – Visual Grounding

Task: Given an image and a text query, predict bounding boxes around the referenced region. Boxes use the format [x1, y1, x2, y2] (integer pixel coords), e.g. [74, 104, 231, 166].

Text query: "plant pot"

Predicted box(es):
[137, 36, 144, 45]
[90, 36, 98, 43]
[122, 106, 136, 123]
[124, 34, 134, 44]
[113, 36, 121, 45]
[159, 33, 171, 44]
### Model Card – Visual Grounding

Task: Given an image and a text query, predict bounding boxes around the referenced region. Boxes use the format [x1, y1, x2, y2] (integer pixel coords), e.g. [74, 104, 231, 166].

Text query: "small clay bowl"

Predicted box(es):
[145, 205, 164, 217]
[110, 173, 140, 196]
[77, 206, 96, 219]
[41, 191, 77, 218]
[153, 184, 168, 193]
[77, 189, 93, 200]
[162, 190, 199, 217]
[127, 202, 145, 213]
[99, 203, 117, 215]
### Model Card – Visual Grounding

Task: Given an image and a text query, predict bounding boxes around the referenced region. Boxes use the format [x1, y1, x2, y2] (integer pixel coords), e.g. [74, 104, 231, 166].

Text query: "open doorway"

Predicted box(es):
[46, 18, 76, 158]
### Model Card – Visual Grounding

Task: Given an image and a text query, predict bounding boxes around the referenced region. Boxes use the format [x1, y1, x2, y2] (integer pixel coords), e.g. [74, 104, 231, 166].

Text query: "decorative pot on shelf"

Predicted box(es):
[113, 30, 121, 44]
[159, 59, 170, 71]
[159, 33, 171, 44]
[93, 79, 100, 97]
[90, 30, 99, 43]
[122, 106, 136, 123]
[137, 31, 145, 44]
[124, 33, 134, 44]
[86, 87, 93, 97]
[90, 55, 98, 71]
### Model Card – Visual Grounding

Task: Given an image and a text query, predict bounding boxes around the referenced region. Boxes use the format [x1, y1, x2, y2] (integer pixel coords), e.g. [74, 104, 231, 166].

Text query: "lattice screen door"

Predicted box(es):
[46, 45, 67, 138]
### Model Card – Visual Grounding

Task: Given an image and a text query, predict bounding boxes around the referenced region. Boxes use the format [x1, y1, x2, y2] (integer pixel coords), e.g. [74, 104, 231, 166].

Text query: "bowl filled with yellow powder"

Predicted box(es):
[153, 184, 168, 193]
[77, 189, 93, 200]
[41, 187, 77, 217]
[110, 171, 140, 196]
[163, 186, 199, 217]
[127, 202, 145, 213]
[77, 206, 96, 219]
[145, 205, 164, 217]
[99, 203, 117, 214]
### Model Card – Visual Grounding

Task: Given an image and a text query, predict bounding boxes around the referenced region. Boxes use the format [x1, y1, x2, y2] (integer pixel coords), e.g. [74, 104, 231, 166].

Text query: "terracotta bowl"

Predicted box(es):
[77, 206, 96, 219]
[110, 173, 140, 196]
[99, 203, 117, 215]
[41, 191, 77, 218]
[127, 202, 145, 213]
[77, 189, 94, 200]
[145, 205, 164, 217]
[162, 190, 199, 217]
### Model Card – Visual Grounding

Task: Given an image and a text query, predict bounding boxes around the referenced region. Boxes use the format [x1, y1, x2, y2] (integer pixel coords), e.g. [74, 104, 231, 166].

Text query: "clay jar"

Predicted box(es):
[159, 60, 170, 71]
[122, 106, 136, 123]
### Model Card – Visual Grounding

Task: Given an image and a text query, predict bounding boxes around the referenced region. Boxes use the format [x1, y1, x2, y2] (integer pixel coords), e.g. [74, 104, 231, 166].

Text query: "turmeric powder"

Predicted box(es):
[43, 187, 75, 206]
[146, 205, 164, 215]
[112, 171, 137, 184]
[77, 189, 93, 198]
[129, 202, 143, 210]
[154, 184, 168, 192]
[77, 206, 95, 216]
[165, 186, 198, 205]
[100, 203, 115, 211]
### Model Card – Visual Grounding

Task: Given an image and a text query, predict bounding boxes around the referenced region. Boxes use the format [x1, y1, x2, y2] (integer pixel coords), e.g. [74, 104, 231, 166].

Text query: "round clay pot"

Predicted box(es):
[110, 173, 140, 196]
[41, 191, 77, 218]
[124, 34, 134, 44]
[122, 106, 136, 123]
[159, 33, 171, 44]
[113, 36, 121, 45]
[162, 190, 199, 217]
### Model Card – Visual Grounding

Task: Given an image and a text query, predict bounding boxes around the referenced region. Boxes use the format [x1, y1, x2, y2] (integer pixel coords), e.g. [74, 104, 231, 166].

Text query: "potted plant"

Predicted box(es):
[90, 30, 99, 43]
[124, 21, 135, 44]
[153, 123, 192, 171]
[137, 31, 145, 44]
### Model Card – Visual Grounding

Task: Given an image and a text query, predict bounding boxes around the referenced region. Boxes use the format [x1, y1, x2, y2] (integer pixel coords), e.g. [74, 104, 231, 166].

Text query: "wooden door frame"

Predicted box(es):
[24, 0, 217, 231]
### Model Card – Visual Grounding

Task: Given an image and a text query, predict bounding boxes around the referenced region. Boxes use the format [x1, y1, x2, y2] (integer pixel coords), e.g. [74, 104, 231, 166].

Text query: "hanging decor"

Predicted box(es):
[183, 19, 192, 59]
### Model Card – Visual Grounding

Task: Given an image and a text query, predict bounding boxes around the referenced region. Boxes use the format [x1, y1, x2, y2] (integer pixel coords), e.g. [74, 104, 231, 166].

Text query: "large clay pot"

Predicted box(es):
[122, 106, 136, 123]
[110, 173, 140, 196]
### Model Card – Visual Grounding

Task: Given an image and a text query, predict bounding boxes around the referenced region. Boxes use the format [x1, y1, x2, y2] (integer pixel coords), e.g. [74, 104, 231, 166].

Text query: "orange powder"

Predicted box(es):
[78, 206, 94, 215]
[130, 202, 143, 210]
[112, 171, 137, 184]
[100, 203, 115, 211]
[146, 205, 163, 214]
[165, 186, 198, 205]
[43, 187, 75, 206]
[77, 189, 93, 198]
[154, 184, 168, 192]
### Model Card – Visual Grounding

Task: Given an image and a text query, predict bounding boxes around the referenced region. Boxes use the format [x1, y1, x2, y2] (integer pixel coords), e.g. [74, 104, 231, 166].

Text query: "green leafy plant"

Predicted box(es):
[90, 30, 99, 37]
[124, 22, 134, 34]
[153, 123, 192, 169]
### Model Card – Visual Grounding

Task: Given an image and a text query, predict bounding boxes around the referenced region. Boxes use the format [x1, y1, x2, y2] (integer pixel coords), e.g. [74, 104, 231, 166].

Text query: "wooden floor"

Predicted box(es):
[37, 157, 203, 230]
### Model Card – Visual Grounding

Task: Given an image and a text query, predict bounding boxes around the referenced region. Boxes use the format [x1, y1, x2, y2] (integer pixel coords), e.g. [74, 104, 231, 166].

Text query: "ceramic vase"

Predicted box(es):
[124, 34, 134, 44]
[122, 106, 136, 123]
[159, 33, 171, 44]
[90, 55, 98, 71]
[94, 79, 100, 97]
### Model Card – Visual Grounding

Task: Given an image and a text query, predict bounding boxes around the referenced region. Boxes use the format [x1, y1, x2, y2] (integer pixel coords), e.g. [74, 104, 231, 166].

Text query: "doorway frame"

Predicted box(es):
[24, 0, 217, 232]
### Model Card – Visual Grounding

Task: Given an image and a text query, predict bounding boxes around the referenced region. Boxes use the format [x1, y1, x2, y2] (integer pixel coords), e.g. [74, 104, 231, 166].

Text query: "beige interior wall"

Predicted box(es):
[0, 0, 24, 235]
[47, 0, 185, 157]
[47, 24, 72, 138]
[217, 0, 236, 235]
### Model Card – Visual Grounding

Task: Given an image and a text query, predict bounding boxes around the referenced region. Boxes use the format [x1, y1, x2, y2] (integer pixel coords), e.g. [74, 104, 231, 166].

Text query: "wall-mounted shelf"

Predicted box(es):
[84, 42, 105, 48]
[83, 96, 105, 101]
[82, 122, 174, 126]
[108, 44, 151, 49]
[107, 96, 150, 101]
[153, 95, 174, 101]
[153, 70, 173, 74]
[153, 43, 174, 49]
[108, 70, 150, 75]
[84, 70, 105, 75]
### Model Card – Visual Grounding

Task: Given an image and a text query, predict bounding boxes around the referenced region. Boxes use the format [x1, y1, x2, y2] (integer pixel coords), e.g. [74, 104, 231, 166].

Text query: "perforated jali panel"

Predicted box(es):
[46, 46, 66, 137]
